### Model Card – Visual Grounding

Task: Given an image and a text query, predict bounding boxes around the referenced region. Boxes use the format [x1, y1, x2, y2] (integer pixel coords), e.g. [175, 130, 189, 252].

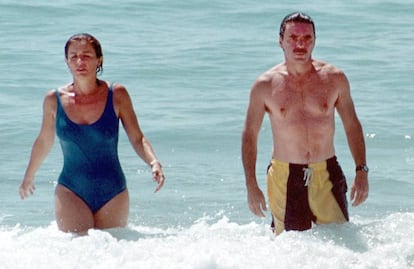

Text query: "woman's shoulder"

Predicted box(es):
[52, 83, 74, 98]
[44, 83, 73, 108]
[110, 82, 129, 99]
[44, 88, 59, 101]
[109, 82, 134, 112]
[109, 82, 127, 92]
[40, 89, 59, 114]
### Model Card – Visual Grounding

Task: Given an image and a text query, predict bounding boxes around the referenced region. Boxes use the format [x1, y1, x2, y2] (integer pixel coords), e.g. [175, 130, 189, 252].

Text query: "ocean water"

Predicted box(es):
[1, 0, 413, 268]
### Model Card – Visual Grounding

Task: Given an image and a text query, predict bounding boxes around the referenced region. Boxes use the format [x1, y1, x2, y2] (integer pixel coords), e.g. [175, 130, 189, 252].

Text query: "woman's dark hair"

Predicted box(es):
[64, 33, 103, 75]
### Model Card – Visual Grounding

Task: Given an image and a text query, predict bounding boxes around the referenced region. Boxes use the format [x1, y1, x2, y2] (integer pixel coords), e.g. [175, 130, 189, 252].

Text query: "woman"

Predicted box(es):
[19, 33, 165, 234]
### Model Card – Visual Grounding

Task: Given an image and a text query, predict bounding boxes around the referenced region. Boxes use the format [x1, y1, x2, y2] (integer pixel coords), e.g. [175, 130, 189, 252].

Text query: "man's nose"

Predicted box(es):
[296, 39, 305, 47]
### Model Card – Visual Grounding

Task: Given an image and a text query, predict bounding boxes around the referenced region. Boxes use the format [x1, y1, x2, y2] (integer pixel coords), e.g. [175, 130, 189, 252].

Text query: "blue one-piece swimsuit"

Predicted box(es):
[55, 84, 127, 213]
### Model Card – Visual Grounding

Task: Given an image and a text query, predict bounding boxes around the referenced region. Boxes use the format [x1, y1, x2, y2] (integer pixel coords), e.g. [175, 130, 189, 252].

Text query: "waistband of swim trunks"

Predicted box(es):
[270, 156, 337, 171]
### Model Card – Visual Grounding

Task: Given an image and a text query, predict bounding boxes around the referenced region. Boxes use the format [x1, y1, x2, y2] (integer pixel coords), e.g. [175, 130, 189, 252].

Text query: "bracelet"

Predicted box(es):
[150, 159, 162, 167]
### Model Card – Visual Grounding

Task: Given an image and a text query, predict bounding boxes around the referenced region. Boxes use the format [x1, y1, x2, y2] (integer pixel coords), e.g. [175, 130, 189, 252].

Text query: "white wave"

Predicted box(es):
[0, 212, 413, 269]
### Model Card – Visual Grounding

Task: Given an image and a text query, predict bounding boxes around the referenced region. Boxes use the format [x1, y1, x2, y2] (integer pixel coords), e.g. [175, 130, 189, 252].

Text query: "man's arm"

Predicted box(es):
[242, 80, 268, 217]
[335, 73, 369, 206]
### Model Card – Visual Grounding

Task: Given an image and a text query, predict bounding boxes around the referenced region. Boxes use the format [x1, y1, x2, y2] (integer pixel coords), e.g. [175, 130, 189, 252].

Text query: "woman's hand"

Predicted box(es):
[151, 161, 165, 192]
[19, 179, 36, 199]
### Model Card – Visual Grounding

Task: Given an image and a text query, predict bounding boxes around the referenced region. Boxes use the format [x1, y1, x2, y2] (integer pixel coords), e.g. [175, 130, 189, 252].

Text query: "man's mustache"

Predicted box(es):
[293, 48, 307, 54]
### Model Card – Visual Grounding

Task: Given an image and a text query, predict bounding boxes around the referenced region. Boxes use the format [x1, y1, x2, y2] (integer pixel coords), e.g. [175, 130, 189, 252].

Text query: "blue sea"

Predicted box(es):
[1, 0, 413, 268]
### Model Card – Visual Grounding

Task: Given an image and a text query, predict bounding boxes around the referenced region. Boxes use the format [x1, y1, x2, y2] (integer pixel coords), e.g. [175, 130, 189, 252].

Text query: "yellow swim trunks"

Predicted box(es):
[267, 156, 348, 235]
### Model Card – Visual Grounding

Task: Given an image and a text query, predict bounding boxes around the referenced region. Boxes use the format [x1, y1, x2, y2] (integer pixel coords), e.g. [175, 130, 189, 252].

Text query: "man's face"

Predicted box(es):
[279, 22, 315, 63]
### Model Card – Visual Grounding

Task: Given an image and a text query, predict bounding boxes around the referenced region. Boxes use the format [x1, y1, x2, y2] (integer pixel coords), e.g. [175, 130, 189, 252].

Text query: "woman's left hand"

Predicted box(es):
[151, 162, 165, 192]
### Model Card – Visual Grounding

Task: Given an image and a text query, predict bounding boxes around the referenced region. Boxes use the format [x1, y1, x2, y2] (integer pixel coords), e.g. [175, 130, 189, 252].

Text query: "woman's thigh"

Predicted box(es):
[94, 190, 129, 230]
[54, 184, 94, 234]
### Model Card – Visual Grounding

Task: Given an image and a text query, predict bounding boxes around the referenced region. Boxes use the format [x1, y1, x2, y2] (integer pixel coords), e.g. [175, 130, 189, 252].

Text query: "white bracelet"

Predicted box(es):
[150, 159, 161, 167]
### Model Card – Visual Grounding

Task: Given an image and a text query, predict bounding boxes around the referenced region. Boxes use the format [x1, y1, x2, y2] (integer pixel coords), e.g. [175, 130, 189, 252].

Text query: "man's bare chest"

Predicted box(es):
[267, 85, 336, 118]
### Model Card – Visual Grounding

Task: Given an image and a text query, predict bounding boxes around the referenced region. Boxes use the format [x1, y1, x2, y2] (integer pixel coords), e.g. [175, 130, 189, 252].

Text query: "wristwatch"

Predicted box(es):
[356, 164, 369, 173]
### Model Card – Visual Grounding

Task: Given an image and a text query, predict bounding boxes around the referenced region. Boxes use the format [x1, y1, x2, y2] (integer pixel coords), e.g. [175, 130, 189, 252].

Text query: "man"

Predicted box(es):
[241, 12, 368, 235]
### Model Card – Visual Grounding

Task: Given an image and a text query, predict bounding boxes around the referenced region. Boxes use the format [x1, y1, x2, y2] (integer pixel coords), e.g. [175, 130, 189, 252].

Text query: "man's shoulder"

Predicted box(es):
[313, 59, 350, 93]
[313, 59, 345, 76]
[264, 63, 287, 78]
[254, 64, 286, 88]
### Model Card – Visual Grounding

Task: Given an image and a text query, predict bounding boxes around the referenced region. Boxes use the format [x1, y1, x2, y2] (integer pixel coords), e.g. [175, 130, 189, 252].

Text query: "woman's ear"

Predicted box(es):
[97, 56, 103, 70]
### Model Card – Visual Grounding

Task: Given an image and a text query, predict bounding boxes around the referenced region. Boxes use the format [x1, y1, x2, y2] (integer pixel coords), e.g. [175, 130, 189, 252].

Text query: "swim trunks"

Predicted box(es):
[267, 156, 348, 235]
[55, 84, 127, 213]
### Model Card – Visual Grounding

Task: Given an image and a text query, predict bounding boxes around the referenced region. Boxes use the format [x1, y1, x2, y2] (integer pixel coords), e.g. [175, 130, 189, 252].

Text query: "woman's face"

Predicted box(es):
[65, 40, 102, 77]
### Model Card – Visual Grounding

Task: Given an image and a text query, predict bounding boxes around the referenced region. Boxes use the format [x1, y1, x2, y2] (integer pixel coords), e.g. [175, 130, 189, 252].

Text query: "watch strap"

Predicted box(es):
[356, 164, 369, 172]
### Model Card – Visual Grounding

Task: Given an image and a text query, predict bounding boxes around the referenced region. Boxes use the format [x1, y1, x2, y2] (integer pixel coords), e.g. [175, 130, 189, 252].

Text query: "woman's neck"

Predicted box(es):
[71, 78, 101, 95]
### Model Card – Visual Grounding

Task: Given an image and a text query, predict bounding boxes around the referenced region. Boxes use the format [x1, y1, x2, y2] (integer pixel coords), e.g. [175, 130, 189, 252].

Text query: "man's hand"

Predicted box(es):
[247, 184, 267, 217]
[350, 173, 369, 206]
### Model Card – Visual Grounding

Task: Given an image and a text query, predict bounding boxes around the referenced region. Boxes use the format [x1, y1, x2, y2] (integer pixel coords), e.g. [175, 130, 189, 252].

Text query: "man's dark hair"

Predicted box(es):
[279, 12, 315, 38]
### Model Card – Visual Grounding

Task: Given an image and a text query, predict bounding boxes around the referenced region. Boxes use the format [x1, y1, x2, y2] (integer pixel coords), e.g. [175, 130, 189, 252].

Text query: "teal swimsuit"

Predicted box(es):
[55, 84, 127, 213]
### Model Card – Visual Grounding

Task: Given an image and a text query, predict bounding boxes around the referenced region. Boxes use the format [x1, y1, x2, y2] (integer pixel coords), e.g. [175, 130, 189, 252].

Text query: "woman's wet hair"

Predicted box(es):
[64, 33, 104, 75]
[279, 12, 315, 38]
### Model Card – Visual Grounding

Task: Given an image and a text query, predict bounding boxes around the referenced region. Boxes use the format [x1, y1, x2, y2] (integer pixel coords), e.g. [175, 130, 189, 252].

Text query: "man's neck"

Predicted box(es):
[285, 59, 314, 78]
